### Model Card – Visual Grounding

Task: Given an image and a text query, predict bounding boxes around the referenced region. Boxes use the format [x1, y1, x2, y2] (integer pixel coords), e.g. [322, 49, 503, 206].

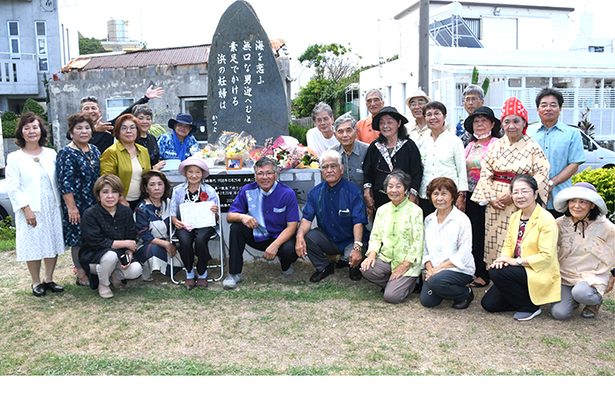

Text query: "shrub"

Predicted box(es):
[0, 217, 16, 251]
[288, 122, 308, 146]
[1, 111, 18, 138]
[572, 167, 615, 221]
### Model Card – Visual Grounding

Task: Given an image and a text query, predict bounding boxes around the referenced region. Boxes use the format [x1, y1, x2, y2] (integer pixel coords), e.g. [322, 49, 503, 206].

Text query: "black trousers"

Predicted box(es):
[465, 195, 488, 281]
[175, 226, 215, 275]
[228, 222, 298, 275]
[481, 265, 539, 313]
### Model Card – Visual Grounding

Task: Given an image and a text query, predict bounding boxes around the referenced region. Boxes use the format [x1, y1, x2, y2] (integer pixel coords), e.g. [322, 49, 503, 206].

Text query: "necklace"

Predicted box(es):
[186, 186, 201, 203]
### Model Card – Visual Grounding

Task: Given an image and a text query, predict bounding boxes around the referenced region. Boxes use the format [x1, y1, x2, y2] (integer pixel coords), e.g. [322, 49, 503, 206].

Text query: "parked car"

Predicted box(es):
[576, 127, 615, 172]
[0, 178, 15, 223]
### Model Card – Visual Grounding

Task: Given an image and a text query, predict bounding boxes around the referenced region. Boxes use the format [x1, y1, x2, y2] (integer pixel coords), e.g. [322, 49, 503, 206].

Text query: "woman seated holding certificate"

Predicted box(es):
[170, 157, 220, 290]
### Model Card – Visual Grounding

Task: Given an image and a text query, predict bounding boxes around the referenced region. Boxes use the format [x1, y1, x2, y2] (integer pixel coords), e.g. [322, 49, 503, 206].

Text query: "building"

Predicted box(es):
[0, 0, 79, 112]
[47, 40, 291, 149]
[360, 0, 615, 136]
[100, 19, 145, 53]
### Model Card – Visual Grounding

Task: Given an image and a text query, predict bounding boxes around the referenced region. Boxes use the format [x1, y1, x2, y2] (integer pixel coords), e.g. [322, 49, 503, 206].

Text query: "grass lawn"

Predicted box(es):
[0, 250, 614, 376]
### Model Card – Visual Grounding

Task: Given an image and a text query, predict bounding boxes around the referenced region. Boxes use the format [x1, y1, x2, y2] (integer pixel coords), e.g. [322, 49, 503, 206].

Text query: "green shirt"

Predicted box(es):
[367, 198, 424, 276]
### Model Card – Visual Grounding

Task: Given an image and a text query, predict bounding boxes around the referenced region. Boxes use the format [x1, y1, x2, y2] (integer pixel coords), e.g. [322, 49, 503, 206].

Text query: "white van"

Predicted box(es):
[577, 128, 615, 172]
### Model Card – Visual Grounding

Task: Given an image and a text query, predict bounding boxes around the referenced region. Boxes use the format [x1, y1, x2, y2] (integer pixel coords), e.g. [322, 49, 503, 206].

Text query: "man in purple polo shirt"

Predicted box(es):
[223, 157, 300, 290]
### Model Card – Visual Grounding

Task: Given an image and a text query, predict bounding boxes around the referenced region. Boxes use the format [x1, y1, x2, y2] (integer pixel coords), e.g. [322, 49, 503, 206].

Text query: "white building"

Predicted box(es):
[359, 0, 615, 136]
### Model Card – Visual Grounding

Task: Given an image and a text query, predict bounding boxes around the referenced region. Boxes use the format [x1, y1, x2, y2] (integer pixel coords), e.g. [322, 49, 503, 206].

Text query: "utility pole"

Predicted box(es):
[418, 0, 429, 94]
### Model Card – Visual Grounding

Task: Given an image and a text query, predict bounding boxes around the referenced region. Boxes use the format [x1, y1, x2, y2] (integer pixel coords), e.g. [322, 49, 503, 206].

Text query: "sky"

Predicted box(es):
[65, 0, 610, 94]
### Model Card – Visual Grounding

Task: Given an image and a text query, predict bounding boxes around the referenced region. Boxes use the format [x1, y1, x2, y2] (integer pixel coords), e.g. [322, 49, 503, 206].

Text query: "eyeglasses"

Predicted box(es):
[80, 96, 98, 103]
[511, 189, 533, 196]
[120, 125, 137, 131]
[255, 171, 276, 177]
[464, 96, 480, 103]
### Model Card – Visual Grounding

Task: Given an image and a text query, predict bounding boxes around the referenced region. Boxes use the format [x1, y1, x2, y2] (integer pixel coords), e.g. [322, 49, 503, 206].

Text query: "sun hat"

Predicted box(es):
[405, 89, 431, 107]
[501, 97, 528, 134]
[372, 106, 409, 131]
[464, 106, 501, 136]
[178, 156, 210, 178]
[168, 113, 195, 132]
[553, 182, 608, 215]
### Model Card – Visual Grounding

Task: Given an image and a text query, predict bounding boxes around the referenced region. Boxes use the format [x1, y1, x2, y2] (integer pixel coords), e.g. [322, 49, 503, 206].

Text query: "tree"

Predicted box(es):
[298, 43, 356, 82]
[471, 66, 490, 96]
[78, 33, 108, 55]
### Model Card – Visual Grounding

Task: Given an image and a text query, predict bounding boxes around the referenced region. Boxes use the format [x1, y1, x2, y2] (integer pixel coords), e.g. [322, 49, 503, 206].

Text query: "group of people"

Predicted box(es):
[5, 85, 614, 321]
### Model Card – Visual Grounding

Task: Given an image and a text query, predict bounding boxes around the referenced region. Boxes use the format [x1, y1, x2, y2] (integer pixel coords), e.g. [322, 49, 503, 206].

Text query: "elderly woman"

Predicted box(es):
[132, 104, 165, 171]
[157, 113, 200, 162]
[56, 113, 101, 287]
[551, 183, 615, 319]
[80, 175, 143, 299]
[406, 89, 431, 143]
[360, 170, 424, 304]
[416, 101, 468, 217]
[463, 106, 501, 287]
[481, 175, 560, 321]
[356, 89, 385, 144]
[420, 177, 476, 309]
[471, 97, 550, 268]
[306, 102, 340, 157]
[6, 113, 64, 296]
[171, 157, 220, 290]
[100, 113, 152, 209]
[134, 171, 180, 281]
[362, 107, 423, 211]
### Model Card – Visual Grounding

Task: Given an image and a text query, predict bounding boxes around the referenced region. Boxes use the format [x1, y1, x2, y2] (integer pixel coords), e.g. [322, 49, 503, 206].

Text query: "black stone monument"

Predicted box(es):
[207, 1, 289, 145]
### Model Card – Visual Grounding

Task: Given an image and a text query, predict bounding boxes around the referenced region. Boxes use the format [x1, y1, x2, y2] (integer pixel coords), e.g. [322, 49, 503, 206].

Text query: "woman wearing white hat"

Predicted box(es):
[551, 182, 614, 319]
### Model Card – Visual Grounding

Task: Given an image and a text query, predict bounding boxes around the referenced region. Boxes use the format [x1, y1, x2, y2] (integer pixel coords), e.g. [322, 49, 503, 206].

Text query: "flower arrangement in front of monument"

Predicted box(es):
[195, 131, 256, 168]
[251, 136, 319, 170]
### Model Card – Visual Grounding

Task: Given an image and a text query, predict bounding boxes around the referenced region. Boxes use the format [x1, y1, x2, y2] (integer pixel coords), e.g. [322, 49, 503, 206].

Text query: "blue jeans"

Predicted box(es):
[420, 269, 474, 307]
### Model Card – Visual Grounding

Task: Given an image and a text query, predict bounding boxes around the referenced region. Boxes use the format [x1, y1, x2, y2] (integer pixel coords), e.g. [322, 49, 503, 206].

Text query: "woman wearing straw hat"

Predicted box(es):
[550, 182, 614, 319]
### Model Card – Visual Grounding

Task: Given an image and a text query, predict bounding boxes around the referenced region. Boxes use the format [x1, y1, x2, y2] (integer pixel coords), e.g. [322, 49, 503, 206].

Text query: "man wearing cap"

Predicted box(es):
[356, 89, 385, 144]
[527, 88, 585, 218]
[334, 113, 368, 189]
[295, 150, 368, 283]
[223, 157, 300, 290]
[456, 85, 485, 146]
[157, 113, 200, 162]
[406, 89, 431, 144]
[77, 85, 164, 154]
[551, 182, 614, 320]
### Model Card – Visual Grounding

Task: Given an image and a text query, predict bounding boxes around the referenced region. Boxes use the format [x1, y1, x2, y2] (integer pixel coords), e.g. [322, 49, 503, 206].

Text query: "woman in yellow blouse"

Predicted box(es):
[360, 169, 424, 304]
[481, 174, 560, 321]
[100, 113, 151, 209]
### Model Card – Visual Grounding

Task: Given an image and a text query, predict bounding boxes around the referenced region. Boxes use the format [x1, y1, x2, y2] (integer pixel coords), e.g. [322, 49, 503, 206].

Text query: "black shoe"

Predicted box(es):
[452, 288, 474, 309]
[349, 267, 362, 281]
[44, 281, 64, 293]
[335, 259, 349, 269]
[309, 263, 334, 283]
[31, 283, 46, 297]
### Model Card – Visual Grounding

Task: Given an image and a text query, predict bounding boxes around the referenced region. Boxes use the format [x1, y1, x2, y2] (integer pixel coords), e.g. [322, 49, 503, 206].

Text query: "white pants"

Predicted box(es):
[90, 251, 142, 286]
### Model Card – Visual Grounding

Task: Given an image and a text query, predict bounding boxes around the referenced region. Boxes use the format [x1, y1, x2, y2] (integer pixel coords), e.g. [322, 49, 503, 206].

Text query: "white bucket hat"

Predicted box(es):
[553, 182, 608, 215]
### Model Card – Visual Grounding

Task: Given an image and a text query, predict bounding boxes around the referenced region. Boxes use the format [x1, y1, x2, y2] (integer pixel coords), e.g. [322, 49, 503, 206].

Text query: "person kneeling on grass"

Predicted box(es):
[481, 174, 560, 321]
[170, 157, 220, 290]
[223, 157, 300, 290]
[360, 170, 424, 304]
[295, 150, 367, 283]
[420, 177, 476, 310]
[79, 175, 143, 299]
[550, 182, 615, 320]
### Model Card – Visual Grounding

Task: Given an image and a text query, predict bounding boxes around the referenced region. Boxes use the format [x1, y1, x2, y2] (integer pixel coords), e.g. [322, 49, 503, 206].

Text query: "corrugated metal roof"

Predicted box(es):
[62, 40, 286, 72]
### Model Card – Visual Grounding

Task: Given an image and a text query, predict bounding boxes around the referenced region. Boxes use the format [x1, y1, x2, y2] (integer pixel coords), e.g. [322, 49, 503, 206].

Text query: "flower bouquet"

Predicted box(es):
[252, 136, 319, 170]
[217, 131, 257, 168]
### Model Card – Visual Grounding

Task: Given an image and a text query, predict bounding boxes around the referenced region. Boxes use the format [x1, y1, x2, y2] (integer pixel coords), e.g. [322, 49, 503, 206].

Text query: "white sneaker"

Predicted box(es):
[513, 308, 542, 321]
[222, 273, 242, 290]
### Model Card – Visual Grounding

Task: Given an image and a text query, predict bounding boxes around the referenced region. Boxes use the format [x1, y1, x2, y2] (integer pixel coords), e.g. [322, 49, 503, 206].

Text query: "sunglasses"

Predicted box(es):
[80, 96, 98, 103]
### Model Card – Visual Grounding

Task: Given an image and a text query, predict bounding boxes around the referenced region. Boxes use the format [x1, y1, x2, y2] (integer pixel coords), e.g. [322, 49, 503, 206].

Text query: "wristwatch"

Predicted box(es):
[516, 257, 523, 266]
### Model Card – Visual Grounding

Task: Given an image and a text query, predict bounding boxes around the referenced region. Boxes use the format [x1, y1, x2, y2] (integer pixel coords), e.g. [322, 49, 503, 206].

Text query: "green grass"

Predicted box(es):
[0, 238, 15, 251]
[540, 335, 571, 349]
[603, 298, 615, 313]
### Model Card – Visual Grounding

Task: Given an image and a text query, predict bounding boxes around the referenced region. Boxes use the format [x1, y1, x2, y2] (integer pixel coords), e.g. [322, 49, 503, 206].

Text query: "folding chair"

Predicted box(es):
[168, 209, 225, 284]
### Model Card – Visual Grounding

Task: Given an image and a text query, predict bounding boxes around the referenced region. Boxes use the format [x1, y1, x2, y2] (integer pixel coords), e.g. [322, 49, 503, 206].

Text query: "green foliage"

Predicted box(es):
[292, 78, 337, 118]
[148, 124, 167, 138]
[0, 217, 16, 251]
[471, 66, 490, 96]
[288, 123, 308, 145]
[298, 43, 350, 74]
[78, 35, 108, 55]
[577, 108, 595, 137]
[22, 98, 47, 122]
[572, 167, 615, 220]
[1, 111, 18, 138]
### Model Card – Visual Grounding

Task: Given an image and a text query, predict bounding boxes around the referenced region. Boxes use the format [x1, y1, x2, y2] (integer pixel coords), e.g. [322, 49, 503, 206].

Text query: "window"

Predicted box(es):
[36, 21, 46, 36]
[105, 98, 135, 121]
[465, 18, 481, 39]
[181, 97, 208, 141]
[508, 78, 522, 88]
[35, 22, 48, 72]
[8, 21, 20, 58]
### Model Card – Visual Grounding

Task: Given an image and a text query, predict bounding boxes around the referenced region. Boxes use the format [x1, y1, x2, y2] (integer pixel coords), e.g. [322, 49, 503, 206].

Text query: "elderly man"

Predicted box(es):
[356, 89, 385, 144]
[223, 157, 300, 290]
[334, 113, 369, 189]
[406, 89, 431, 143]
[527, 88, 585, 217]
[78, 85, 164, 154]
[157, 113, 200, 162]
[456, 85, 484, 146]
[296, 150, 367, 282]
[306, 102, 340, 157]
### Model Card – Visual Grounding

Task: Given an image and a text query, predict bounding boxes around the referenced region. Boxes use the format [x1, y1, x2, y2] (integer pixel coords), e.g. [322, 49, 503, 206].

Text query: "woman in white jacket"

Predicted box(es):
[6, 113, 64, 296]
